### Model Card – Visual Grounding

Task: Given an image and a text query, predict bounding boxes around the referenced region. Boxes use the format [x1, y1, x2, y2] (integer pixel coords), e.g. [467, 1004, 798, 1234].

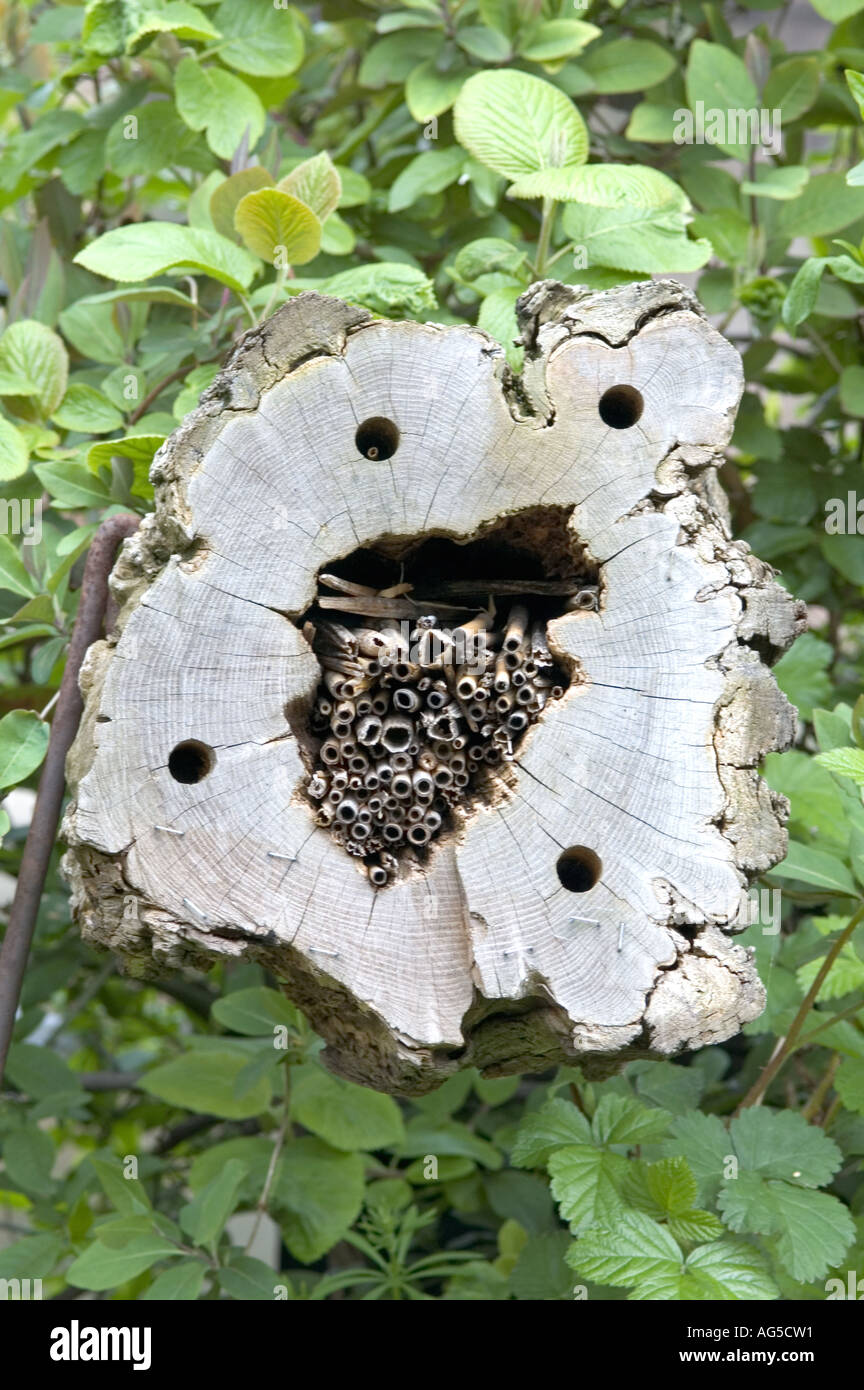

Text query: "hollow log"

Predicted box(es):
[63, 279, 805, 1094]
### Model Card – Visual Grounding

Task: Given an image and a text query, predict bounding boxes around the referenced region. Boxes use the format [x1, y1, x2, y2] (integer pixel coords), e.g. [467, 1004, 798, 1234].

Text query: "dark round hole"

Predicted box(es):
[356, 416, 399, 461]
[556, 846, 602, 893]
[598, 385, 644, 430]
[168, 740, 215, 784]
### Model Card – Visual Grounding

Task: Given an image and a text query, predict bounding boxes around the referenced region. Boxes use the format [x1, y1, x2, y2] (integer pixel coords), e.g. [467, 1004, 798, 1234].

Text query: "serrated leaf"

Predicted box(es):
[591, 1093, 673, 1146]
[234, 188, 321, 266]
[454, 70, 588, 181]
[547, 1145, 629, 1229]
[510, 1098, 592, 1168]
[816, 746, 864, 786]
[729, 1107, 843, 1186]
[718, 1175, 854, 1283]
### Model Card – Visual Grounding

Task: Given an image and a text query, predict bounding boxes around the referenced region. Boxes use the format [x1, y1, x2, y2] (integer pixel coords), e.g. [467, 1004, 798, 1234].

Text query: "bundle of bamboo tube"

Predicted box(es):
[303, 590, 569, 886]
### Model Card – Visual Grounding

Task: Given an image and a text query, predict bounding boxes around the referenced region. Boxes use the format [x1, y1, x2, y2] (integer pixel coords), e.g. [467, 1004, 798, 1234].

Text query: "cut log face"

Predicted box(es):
[64, 280, 805, 1094]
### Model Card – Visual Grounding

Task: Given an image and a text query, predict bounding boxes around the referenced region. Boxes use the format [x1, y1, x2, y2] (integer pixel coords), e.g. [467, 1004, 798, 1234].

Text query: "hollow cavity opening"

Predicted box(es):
[293, 507, 599, 887]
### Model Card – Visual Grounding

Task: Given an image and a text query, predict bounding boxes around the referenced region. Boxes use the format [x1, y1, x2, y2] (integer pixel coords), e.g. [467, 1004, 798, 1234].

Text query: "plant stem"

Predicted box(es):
[244, 1067, 292, 1256]
[736, 902, 864, 1112]
[801, 1051, 840, 1122]
[533, 197, 556, 279]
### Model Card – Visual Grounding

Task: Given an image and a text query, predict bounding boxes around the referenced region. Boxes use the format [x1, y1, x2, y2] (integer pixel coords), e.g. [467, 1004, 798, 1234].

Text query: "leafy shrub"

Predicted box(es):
[0, 0, 863, 1301]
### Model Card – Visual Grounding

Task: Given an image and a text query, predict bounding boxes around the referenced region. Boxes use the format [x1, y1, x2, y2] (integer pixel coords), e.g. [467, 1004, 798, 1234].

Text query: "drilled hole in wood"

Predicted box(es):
[598, 385, 643, 430]
[294, 507, 599, 887]
[556, 846, 602, 892]
[356, 417, 399, 461]
[168, 740, 215, 784]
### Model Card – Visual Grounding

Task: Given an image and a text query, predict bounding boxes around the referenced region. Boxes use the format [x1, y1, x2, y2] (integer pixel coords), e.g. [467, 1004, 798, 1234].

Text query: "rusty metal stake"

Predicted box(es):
[0, 513, 140, 1084]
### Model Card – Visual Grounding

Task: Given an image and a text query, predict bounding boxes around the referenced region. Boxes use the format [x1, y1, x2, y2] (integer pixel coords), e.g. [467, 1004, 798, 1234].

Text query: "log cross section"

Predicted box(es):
[64, 279, 804, 1093]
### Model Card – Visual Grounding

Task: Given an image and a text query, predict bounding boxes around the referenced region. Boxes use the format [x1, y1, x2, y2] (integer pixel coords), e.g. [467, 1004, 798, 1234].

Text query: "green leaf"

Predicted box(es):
[580, 38, 676, 94]
[0, 536, 37, 598]
[764, 58, 820, 122]
[685, 41, 759, 158]
[718, 1176, 854, 1283]
[74, 224, 259, 294]
[477, 285, 522, 370]
[773, 631, 833, 720]
[234, 188, 321, 266]
[2, 1127, 55, 1196]
[770, 840, 857, 896]
[518, 19, 600, 64]
[4, 1042, 86, 1101]
[776, 173, 864, 242]
[51, 383, 124, 434]
[559, 169, 711, 273]
[278, 153, 341, 223]
[0, 416, 29, 480]
[273, 1138, 365, 1264]
[179, 1159, 248, 1246]
[289, 1062, 404, 1151]
[89, 1156, 152, 1215]
[835, 1057, 864, 1115]
[548, 1145, 629, 1229]
[568, 1213, 778, 1300]
[142, 1259, 207, 1300]
[105, 100, 201, 178]
[0, 320, 68, 420]
[67, 1235, 184, 1291]
[213, 0, 304, 77]
[175, 58, 265, 160]
[0, 710, 50, 789]
[405, 61, 467, 122]
[34, 459, 113, 510]
[397, 1118, 503, 1169]
[209, 168, 274, 241]
[729, 1107, 843, 1187]
[454, 70, 588, 181]
[388, 148, 465, 213]
[0, 1232, 64, 1279]
[590, 1094, 673, 1146]
[140, 1049, 274, 1119]
[508, 1231, 574, 1300]
[816, 746, 864, 785]
[86, 433, 164, 493]
[211, 985, 298, 1035]
[821, 531, 864, 585]
[741, 166, 809, 201]
[316, 264, 436, 318]
[511, 1097, 593, 1167]
[218, 1253, 279, 1300]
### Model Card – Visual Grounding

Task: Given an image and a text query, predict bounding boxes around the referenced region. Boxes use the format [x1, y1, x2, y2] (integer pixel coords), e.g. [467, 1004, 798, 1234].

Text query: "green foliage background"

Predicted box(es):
[1, 0, 864, 1302]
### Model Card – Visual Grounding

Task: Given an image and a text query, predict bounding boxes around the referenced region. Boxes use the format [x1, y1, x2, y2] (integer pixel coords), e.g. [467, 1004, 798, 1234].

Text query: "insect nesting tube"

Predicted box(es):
[298, 512, 597, 887]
